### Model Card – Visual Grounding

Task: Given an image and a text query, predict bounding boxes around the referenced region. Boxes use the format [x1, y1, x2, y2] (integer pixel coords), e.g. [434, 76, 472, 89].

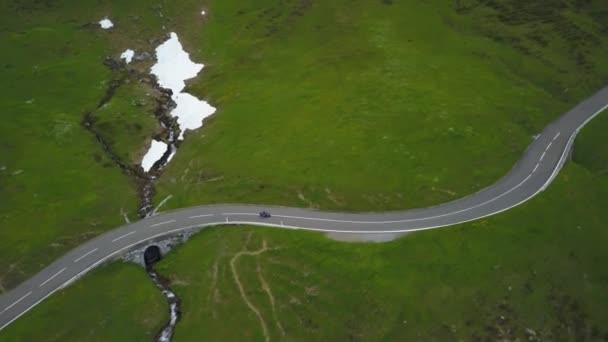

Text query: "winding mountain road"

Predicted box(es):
[1, 86, 607, 331]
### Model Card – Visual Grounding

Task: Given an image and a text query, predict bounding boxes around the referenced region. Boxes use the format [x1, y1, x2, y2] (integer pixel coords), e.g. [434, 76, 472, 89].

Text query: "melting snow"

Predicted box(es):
[172, 93, 217, 139]
[120, 49, 135, 64]
[99, 18, 114, 29]
[141, 140, 167, 172]
[151, 32, 216, 140]
[151, 33, 202, 93]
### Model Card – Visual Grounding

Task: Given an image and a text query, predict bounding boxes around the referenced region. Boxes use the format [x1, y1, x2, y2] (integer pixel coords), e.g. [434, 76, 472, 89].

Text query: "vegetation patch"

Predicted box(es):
[89, 79, 161, 166]
[155, 0, 608, 212]
[573, 109, 608, 173]
[0, 0, 202, 289]
[1, 0, 607, 298]
[155, 153, 608, 341]
[0, 4, 137, 290]
[0, 263, 166, 342]
[5, 109, 608, 340]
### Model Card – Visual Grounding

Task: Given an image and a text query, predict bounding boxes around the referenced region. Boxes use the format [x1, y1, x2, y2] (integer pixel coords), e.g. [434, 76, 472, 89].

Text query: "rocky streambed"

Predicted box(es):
[121, 230, 202, 341]
[83, 27, 216, 218]
[86, 19, 216, 341]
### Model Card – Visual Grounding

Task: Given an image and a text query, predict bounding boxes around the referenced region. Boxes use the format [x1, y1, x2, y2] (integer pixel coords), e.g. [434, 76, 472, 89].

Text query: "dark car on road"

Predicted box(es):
[259, 211, 271, 218]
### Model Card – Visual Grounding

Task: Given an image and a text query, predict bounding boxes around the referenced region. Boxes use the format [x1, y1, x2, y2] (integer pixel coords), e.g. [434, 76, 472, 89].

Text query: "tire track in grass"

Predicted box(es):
[230, 233, 273, 341]
[257, 256, 286, 338]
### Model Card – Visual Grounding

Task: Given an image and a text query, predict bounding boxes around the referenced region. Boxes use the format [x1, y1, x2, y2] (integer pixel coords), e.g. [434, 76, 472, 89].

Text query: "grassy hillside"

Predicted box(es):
[156, 0, 608, 211]
[0, 2, 136, 291]
[0, 0, 204, 290]
[4, 110, 607, 341]
[1, 0, 607, 292]
[0, 263, 166, 342]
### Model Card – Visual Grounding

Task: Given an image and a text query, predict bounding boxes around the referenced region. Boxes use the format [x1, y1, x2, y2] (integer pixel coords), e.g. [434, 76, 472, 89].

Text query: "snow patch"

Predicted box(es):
[99, 18, 114, 29]
[141, 140, 168, 172]
[173, 93, 216, 139]
[151, 33, 202, 94]
[120, 49, 135, 64]
[151, 32, 216, 140]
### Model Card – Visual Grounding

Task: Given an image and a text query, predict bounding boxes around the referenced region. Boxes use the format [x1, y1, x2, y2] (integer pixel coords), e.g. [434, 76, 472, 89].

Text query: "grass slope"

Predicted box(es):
[1, 0, 607, 296]
[0, 3, 138, 291]
[0, 0, 203, 290]
[5, 110, 607, 341]
[0, 263, 167, 342]
[156, 0, 608, 211]
[91, 81, 161, 165]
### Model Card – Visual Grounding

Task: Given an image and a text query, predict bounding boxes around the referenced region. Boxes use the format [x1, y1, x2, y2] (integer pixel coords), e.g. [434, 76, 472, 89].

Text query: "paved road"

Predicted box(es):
[1, 86, 607, 331]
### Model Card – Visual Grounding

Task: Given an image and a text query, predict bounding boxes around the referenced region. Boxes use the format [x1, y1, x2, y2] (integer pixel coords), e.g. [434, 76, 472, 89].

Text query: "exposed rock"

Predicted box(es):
[103, 56, 121, 71]
[79, 22, 99, 30]
[133, 51, 152, 62]
[121, 227, 201, 267]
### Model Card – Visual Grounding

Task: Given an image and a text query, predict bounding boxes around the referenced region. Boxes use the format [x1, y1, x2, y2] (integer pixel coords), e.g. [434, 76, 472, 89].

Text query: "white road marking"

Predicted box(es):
[545, 142, 552, 150]
[222, 213, 257, 216]
[150, 220, 175, 227]
[112, 231, 136, 242]
[0, 292, 32, 315]
[39, 268, 66, 287]
[188, 214, 214, 219]
[225, 217, 229, 223]
[553, 132, 561, 140]
[533, 164, 539, 173]
[540, 151, 546, 161]
[74, 248, 98, 263]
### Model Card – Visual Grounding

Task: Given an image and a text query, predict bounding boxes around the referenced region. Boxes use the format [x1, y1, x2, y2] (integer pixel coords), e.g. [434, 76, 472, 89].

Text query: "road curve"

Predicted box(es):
[1, 86, 607, 331]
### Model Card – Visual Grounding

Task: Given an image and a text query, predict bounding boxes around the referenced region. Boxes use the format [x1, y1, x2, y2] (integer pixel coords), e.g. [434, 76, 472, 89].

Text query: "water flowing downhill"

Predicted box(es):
[80, 76, 154, 218]
[141, 86, 181, 218]
[147, 267, 180, 342]
[82, 55, 183, 219]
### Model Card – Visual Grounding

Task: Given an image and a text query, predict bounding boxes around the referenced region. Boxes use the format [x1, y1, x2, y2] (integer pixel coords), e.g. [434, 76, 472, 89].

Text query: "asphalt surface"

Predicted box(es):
[1, 86, 607, 332]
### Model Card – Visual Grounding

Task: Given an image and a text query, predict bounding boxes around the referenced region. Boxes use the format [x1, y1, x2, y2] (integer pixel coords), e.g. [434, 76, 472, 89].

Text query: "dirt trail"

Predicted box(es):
[230, 234, 280, 342]
[207, 260, 219, 318]
[257, 257, 285, 337]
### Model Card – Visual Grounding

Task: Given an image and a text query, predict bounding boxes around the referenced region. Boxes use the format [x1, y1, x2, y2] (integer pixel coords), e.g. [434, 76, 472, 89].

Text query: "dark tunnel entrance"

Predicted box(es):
[144, 245, 162, 267]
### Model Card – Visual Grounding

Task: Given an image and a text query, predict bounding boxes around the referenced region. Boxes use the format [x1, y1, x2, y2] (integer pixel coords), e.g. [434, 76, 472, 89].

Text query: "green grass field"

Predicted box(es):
[0, 0, 205, 290]
[4, 110, 607, 341]
[155, 0, 608, 211]
[0, 3, 137, 291]
[91, 80, 161, 165]
[0, 263, 167, 341]
[1, 0, 607, 316]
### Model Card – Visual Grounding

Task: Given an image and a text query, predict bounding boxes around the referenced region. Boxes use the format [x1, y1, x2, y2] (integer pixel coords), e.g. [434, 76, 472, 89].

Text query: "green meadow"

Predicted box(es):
[1, 0, 607, 339]
[4, 110, 607, 341]
[156, 0, 608, 211]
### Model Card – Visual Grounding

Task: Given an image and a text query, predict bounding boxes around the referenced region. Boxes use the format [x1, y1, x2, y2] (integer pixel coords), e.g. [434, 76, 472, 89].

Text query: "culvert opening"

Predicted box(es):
[144, 245, 162, 267]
